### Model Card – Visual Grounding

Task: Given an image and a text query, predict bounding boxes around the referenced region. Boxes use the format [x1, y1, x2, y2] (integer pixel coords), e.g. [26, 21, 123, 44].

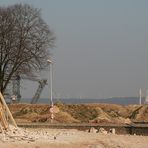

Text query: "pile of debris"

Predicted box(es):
[0, 124, 58, 143]
[89, 127, 116, 135]
[0, 92, 37, 142]
[0, 125, 35, 142]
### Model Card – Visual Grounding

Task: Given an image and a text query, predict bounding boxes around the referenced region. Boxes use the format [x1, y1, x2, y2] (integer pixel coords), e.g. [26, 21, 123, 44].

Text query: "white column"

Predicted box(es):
[47, 59, 54, 121]
[139, 88, 142, 105]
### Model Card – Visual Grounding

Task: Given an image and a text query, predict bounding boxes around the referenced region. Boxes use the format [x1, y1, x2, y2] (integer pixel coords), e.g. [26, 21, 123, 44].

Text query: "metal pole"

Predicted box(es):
[50, 62, 53, 107]
[47, 59, 54, 121]
[139, 88, 142, 105]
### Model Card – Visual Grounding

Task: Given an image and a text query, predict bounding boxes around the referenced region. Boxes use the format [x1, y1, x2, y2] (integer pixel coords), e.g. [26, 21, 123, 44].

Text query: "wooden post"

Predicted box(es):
[0, 92, 17, 128]
[0, 122, 5, 141]
[0, 103, 8, 129]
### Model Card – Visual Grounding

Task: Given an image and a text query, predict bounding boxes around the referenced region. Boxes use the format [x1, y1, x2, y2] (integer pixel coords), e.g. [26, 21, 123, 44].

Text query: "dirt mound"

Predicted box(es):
[89, 107, 112, 123]
[8, 103, 148, 124]
[129, 105, 148, 122]
[55, 112, 80, 123]
[10, 104, 51, 123]
[89, 106, 131, 124]
[55, 103, 99, 122]
[10, 104, 80, 123]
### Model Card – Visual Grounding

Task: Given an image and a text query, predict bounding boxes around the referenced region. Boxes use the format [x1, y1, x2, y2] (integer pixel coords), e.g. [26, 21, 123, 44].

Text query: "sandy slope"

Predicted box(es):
[0, 128, 148, 148]
[8, 103, 148, 124]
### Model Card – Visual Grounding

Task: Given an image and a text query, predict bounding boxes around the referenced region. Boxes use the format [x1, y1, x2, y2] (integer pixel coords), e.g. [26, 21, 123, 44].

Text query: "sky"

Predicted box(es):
[1, 0, 148, 99]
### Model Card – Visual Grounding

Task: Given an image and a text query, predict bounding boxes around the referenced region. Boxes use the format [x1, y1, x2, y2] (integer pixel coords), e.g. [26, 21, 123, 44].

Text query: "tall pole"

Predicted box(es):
[47, 59, 54, 121]
[50, 62, 53, 107]
[139, 88, 142, 105]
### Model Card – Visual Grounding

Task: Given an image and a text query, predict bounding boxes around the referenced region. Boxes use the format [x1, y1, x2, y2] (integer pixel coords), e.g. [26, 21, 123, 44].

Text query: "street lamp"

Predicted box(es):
[47, 59, 54, 120]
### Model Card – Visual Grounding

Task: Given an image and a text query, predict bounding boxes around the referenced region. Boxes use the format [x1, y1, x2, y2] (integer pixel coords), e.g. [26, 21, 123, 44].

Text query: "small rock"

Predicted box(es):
[109, 128, 116, 134]
[89, 127, 98, 133]
[99, 128, 108, 134]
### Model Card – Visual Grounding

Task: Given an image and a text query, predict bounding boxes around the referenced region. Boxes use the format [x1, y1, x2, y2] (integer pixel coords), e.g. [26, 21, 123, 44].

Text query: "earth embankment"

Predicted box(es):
[8, 103, 148, 124]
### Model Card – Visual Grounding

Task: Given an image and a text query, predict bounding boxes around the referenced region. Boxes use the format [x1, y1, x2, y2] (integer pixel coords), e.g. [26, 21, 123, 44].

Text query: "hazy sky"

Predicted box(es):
[1, 0, 148, 99]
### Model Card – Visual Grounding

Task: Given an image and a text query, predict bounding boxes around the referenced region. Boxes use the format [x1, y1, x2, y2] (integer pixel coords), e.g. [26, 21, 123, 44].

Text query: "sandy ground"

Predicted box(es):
[0, 128, 148, 148]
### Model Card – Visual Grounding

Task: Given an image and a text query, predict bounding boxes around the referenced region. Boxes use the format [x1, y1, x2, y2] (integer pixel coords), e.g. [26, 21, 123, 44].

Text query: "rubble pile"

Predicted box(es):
[88, 127, 116, 135]
[0, 125, 51, 142]
[0, 125, 81, 143]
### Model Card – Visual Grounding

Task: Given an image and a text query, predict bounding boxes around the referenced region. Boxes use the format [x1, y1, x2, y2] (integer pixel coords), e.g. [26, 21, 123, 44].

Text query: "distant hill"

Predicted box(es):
[21, 97, 146, 105]
[53, 97, 146, 105]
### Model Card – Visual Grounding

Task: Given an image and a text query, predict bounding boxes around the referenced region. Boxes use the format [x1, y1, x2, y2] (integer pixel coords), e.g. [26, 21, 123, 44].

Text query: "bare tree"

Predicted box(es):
[0, 4, 55, 93]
